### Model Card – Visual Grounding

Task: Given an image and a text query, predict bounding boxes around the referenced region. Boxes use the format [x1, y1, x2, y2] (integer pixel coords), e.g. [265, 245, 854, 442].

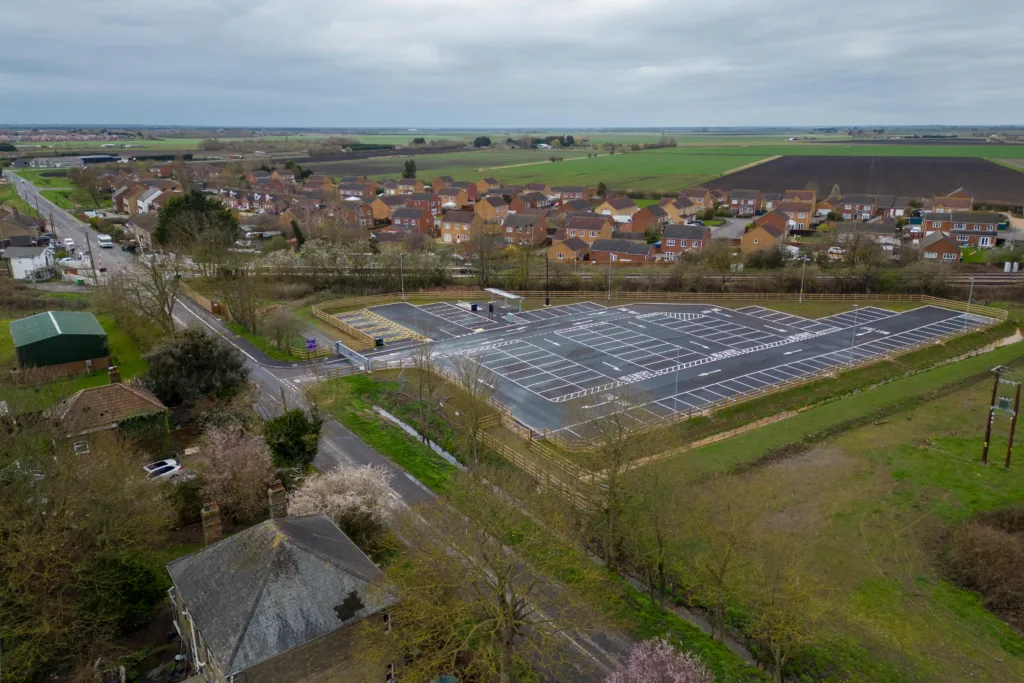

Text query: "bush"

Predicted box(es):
[142, 327, 249, 406]
[948, 520, 1024, 628]
[263, 408, 323, 472]
[197, 425, 276, 523]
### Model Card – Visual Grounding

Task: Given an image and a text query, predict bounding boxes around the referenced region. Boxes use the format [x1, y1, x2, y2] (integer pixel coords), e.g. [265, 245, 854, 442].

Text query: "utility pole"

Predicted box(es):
[982, 369, 1000, 465]
[965, 277, 975, 332]
[847, 304, 859, 366]
[86, 232, 98, 284]
[399, 252, 405, 301]
[607, 258, 612, 301]
[545, 256, 550, 307]
[799, 256, 808, 304]
[1006, 381, 1021, 469]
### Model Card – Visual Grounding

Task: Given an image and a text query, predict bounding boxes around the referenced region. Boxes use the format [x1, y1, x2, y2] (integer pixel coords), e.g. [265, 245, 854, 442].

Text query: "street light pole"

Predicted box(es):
[399, 252, 405, 301]
[545, 255, 550, 307]
[965, 277, 974, 332]
[607, 258, 612, 302]
[848, 304, 859, 367]
[799, 256, 808, 304]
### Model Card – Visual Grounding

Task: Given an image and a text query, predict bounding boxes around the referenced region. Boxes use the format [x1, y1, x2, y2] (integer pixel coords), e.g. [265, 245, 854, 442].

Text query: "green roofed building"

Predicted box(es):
[9, 311, 109, 370]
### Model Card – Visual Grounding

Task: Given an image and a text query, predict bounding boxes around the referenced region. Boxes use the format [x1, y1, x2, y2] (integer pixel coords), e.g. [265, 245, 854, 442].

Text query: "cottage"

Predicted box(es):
[920, 231, 961, 262]
[727, 189, 762, 217]
[167, 512, 391, 683]
[58, 374, 168, 446]
[588, 238, 653, 264]
[660, 224, 711, 259]
[547, 236, 590, 262]
[502, 213, 548, 246]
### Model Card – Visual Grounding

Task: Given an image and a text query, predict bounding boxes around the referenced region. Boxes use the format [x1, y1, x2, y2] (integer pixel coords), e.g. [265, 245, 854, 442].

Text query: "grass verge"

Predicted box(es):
[224, 321, 304, 362]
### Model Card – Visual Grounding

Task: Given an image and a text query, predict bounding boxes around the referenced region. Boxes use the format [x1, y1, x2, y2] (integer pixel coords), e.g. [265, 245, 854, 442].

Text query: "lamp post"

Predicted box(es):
[965, 276, 974, 332]
[848, 304, 859, 367]
[399, 252, 405, 301]
[545, 255, 550, 307]
[799, 256, 809, 304]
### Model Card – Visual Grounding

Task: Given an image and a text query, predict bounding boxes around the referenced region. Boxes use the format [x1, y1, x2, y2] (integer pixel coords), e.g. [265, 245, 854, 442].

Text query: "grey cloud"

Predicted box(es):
[2, 0, 1023, 126]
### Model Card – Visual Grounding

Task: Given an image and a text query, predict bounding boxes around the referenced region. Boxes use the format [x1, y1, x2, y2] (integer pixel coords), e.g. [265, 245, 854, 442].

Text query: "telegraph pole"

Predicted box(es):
[982, 369, 1001, 465]
[1006, 381, 1021, 469]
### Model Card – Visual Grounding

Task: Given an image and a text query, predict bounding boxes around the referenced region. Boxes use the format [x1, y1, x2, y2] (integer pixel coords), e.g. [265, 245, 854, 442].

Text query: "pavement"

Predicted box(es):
[2, 169, 133, 271]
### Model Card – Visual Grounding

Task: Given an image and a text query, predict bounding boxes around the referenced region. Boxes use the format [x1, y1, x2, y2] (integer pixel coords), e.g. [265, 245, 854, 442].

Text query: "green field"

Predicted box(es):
[644, 342, 1024, 682]
[0, 183, 37, 216]
[9, 169, 72, 187]
[40, 187, 110, 211]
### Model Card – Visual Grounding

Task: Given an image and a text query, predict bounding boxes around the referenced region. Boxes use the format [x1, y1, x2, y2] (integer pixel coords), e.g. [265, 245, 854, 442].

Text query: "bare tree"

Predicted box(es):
[411, 343, 442, 440]
[98, 252, 183, 336]
[216, 261, 263, 334]
[261, 306, 301, 350]
[447, 351, 500, 465]
[623, 462, 682, 610]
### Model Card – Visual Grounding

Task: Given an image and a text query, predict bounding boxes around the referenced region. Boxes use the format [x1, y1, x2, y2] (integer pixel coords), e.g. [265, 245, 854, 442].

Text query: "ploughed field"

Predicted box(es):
[704, 155, 1024, 204]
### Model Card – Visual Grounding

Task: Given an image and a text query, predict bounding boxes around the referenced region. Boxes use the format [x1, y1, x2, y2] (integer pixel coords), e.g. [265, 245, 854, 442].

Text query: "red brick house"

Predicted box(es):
[553, 186, 589, 202]
[397, 178, 424, 194]
[338, 202, 374, 229]
[837, 195, 878, 221]
[246, 170, 271, 185]
[437, 186, 468, 210]
[381, 180, 399, 196]
[728, 189, 762, 217]
[502, 213, 548, 246]
[588, 238, 654, 264]
[659, 224, 711, 259]
[450, 181, 478, 203]
[390, 206, 435, 235]
[431, 175, 454, 192]
[949, 211, 1002, 248]
[405, 192, 443, 216]
[475, 195, 509, 222]
[775, 201, 814, 230]
[920, 231, 961, 263]
[922, 213, 952, 234]
[338, 183, 375, 201]
[370, 195, 408, 220]
[630, 205, 670, 232]
[510, 192, 549, 212]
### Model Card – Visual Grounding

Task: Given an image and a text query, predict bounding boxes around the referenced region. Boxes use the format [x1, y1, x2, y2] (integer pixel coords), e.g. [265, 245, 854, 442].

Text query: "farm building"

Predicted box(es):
[9, 311, 109, 371]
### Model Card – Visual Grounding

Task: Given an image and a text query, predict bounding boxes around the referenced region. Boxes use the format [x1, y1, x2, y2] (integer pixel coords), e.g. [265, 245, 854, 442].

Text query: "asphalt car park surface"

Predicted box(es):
[348, 301, 993, 438]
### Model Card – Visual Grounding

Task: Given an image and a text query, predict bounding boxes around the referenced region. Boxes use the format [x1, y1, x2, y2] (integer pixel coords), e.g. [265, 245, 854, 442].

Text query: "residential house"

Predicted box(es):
[431, 176, 454, 192]
[556, 198, 592, 214]
[475, 195, 509, 223]
[509, 192, 549, 213]
[836, 195, 878, 221]
[502, 213, 547, 246]
[762, 192, 782, 211]
[450, 181, 478, 203]
[440, 210, 481, 245]
[271, 169, 296, 186]
[588, 238, 654, 264]
[880, 196, 911, 219]
[659, 224, 711, 259]
[516, 207, 553, 219]
[741, 223, 785, 255]
[728, 189, 762, 217]
[611, 230, 646, 242]
[58, 373, 168, 449]
[136, 187, 163, 214]
[167, 512, 390, 683]
[710, 189, 730, 205]
[189, 164, 222, 183]
[126, 214, 157, 251]
[381, 180, 400, 196]
[595, 197, 639, 223]
[782, 189, 817, 205]
[397, 178, 424, 194]
[754, 210, 791, 233]
[4, 246, 55, 280]
[775, 201, 814, 231]
[925, 189, 974, 214]
[370, 195, 408, 220]
[498, 184, 526, 197]
[547, 236, 590, 262]
[922, 213, 952, 234]
[390, 207, 435, 235]
[950, 211, 1003, 248]
[245, 170, 270, 185]
[836, 222, 902, 258]
[476, 177, 501, 194]
[112, 183, 142, 213]
[678, 188, 713, 210]
[553, 186, 589, 202]
[337, 202, 374, 230]
[630, 205, 670, 233]
[149, 162, 173, 178]
[405, 192, 443, 216]
[150, 190, 177, 212]
[659, 196, 698, 223]
[437, 186, 468, 210]
[559, 215, 614, 245]
[920, 231, 962, 262]
[338, 183, 375, 201]
[524, 182, 551, 195]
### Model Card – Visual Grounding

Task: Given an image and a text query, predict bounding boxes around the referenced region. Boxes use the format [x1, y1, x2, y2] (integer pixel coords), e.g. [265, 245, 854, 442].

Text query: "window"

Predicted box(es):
[924, 251, 937, 259]
[569, 229, 576, 236]
[506, 226, 512, 232]
[590, 231, 597, 237]
[610, 254, 617, 262]
[798, 213, 806, 219]
[557, 252, 565, 259]
[386, 663, 396, 682]
[666, 239, 676, 246]
[694, 240, 702, 248]
[845, 204, 852, 210]
[680, 239, 688, 247]
[443, 233, 452, 243]
[753, 238, 759, 244]
[932, 221, 941, 228]
[943, 252, 956, 260]
[956, 235, 968, 242]
[73, 441, 90, 455]
[954, 223, 966, 229]
[980, 237, 992, 246]
[974, 225, 981, 231]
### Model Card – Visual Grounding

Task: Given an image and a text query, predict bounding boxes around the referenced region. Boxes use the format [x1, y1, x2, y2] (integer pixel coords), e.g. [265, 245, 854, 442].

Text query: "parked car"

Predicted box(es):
[143, 459, 183, 481]
[63, 237, 75, 250]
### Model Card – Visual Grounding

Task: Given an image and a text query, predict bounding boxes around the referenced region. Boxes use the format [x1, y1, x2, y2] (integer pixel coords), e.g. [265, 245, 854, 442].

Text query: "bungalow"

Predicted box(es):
[397, 178, 424, 194]
[728, 189, 762, 217]
[390, 206, 435, 235]
[678, 188, 713, 209]
[595, 197, 639, 223]
[630, 205, 670, 232]
[476, 177, 501, 194]
[837, 195, 878, 221]
[553, 186, 589, 202]
[502, 213, 547, 246]
[437, 186, 468, 210]
[431, 175, 454, 192]
[547, 236, 590, 262]
[560, 215, 614, 245]
[58, 375, 168, 448]
[440, 210, 481, 245]
[660, 224, 711, 259]
[588, 238, 654, 264]
[741, 223, 785, 255]
[950, 211, 1002, 248]
[475, 195, 509, 223]
[774, 201, 814, 231]
[836, 222, 902, 258]
[338, 183, 375, 201]
[370, 195, 408, 220]
[920, 231, 961, 262]
[782, 189, 816, 205]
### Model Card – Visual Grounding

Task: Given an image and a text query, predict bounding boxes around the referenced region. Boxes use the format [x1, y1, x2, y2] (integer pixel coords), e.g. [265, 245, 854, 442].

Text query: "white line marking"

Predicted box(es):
[603, 362, 621, 371]
[783, 348, 804, 356]
[698, 369, 721, 377]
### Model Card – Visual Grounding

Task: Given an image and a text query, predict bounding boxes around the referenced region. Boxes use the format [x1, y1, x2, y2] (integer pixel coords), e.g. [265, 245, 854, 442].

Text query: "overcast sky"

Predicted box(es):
[4, 0, 1024, 128]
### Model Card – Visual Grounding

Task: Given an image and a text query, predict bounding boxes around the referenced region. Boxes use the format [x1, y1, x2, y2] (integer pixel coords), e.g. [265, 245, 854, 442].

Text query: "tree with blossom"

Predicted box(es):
[287, 464, 399, 553]
[605, 639, 714, 683]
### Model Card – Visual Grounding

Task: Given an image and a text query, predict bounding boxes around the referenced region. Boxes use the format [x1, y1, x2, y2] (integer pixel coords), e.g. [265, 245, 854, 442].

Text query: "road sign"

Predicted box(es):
[306, 338, 317, 351]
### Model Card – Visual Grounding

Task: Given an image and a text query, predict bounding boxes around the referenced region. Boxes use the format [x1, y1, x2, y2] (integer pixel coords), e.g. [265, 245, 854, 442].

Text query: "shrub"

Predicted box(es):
[142, 327, 249, 406]
[196, 425, 276, 523]
[948, 521, 1024, 628]
[263, 408, 323, 472]
[605, 638, 715, 683]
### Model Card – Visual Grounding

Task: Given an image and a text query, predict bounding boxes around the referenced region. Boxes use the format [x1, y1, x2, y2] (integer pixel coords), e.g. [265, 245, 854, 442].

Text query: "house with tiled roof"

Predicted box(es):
[660, 224, 711, 259]
[440, 210, 482, 245]
[920, 231, 961, 263]
[727, 189, 762, 217]
[390, 206, 435, 235]
[678, 188, 713, 209]
[588, 238, 654, 263]
[775, 201, 814, 230]
[547, 236, 590, 262]
[397, 178, 424, 194]
[949, 211, 1003, 248]
[474, 194, 509, 222]
[476, 177, 501, 193]
[630, 204, 670, 232]
[502, 213, 547, 246]
[595, 196, 640, 223]
[561, 215, 614, 245]
[370, 195, 408, 220]
[57, 368, 168, 448]
[742, 222, 786, 255]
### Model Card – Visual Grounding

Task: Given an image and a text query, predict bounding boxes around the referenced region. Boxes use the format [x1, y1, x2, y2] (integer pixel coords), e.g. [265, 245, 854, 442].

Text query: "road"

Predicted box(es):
[2, 169, 133, 270]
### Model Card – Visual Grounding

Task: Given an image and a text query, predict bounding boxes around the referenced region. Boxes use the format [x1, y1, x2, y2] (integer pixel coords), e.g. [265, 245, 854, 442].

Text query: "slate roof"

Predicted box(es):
[166, 514, 389, 677]
[407, 192, 437, 202]
[836, 222, 899, 236]
[442, 210, 476, 224]
[566, 216, 610, 232]
[557, 237, 589, 252]
[838, 194, 877, 206]
[775, 201, 813, 213]
[605, 197, 637, 210]
[504, 214, 541, 228]
[590, 238, 651, 255]
[559, 199, 591, 212]
[391, 207, 428, 220]
[519, 192, 548, 204]
[663, 224, 709, 240]
[782, 189, 815, 201]
[437, 187, 464, 197]
[921, 231, 959, 249]
[479, 195, 507, 207]
[376, 196, 407, 207]
[729, 189, 761, 200]
[59, 383, 166, 433]
[10, 311, 105, 346]
[679, 188, 709, 199]
[951, 211, 1002, 224]
[2, 246, 48, 259]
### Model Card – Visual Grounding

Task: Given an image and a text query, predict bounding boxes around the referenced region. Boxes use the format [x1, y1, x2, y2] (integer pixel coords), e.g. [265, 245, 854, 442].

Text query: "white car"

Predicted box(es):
[63, 238, 75, 250]
[143, 459, 183, 481]
[57, 257, 77, 266]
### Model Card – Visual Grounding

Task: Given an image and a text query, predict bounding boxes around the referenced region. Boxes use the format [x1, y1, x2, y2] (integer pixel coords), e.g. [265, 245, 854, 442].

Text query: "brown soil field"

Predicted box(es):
[705, 155, 1024, 205]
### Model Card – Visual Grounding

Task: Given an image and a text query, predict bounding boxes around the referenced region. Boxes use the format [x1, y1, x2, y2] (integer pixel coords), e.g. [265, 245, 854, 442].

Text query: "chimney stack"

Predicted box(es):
[201, 501, 222, 545]
[268, 481, 287, 519]
[107, 365, 121, 384]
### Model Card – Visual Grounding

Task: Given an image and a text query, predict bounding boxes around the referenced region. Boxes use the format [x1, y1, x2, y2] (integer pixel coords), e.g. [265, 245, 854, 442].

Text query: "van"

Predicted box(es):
[98, 234, 113, 248]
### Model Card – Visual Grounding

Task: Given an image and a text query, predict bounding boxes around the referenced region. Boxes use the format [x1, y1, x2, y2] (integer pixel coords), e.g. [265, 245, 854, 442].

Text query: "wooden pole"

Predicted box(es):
[982, 371, 1000, 465]
[1006, 382, 1021, 469]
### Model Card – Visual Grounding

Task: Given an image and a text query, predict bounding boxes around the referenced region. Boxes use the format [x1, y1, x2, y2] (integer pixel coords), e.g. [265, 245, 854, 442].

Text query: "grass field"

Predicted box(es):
[643, 342, 1024, 682]
[0, 183, 38, 216]
[40, 187, 111, 211]
[9, 169, 72, 187]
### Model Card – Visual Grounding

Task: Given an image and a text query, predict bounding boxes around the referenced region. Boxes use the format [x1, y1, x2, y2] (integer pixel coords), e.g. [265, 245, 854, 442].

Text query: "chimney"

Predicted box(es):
[107, 365, 121, 384]
[201, 501, 222, 545]
[268, 481, 287, 519]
